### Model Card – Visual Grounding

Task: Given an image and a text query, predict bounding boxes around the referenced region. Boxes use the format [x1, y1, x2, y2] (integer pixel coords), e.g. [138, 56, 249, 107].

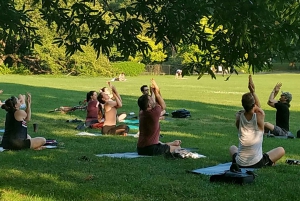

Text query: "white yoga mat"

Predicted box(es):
[191, 162, 256, 175]
[76, 132, 102, 136]
[96, 152, 150, 158]
[76, 132, 138, 137]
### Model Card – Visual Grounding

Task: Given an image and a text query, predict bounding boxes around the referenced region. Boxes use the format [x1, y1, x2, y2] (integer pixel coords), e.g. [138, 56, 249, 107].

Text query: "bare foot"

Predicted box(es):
[171, 140, 181, 146]
[34, 146, 46, 150]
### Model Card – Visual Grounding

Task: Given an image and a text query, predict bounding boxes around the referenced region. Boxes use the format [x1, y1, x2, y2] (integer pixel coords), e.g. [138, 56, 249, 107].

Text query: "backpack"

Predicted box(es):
[210, 162, 256, 185]
[210, 170, 256, 185]
[171, 109, 191, 118]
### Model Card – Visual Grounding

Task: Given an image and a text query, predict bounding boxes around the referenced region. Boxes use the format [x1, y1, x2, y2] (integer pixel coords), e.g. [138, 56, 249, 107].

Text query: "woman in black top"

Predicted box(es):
[1, 93, 46, 150]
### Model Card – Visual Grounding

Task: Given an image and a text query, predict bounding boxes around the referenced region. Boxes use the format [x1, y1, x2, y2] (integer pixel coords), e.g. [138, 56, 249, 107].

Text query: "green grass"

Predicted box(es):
[0, 73, 300, 201]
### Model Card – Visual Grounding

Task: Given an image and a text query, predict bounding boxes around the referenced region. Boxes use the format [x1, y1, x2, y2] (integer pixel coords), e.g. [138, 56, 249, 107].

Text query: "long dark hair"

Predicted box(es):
[1, 96, 18, 113]
[86, 91, 96, 102]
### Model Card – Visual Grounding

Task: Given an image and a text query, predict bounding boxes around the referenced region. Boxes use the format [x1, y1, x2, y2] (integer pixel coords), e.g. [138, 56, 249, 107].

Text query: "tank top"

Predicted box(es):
[236, 113, 263, 166]
[1, 111, 28, 148]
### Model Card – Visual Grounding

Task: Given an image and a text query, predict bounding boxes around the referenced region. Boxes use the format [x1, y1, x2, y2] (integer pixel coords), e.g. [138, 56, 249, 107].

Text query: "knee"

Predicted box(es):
[229, 145, 237, 150]
[278, 147, 285, 156]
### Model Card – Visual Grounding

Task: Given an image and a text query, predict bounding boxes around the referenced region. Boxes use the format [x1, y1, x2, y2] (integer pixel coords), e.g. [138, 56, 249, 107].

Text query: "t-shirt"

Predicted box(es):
[86, 100, 99, 122]
[275, 102, 290, 131]
[137, 105, 162, 148]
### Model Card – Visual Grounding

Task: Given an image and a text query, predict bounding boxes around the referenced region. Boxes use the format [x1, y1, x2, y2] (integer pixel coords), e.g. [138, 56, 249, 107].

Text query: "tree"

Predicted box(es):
[1, 0, 300, 77]
[0, 0, 42, 67]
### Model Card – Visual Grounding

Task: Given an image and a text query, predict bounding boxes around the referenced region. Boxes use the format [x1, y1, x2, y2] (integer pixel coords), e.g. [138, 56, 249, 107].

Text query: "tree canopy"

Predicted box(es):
[1, 0, 300, 76]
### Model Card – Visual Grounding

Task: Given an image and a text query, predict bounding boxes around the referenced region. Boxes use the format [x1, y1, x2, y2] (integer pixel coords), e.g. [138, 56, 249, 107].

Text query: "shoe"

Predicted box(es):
[287, 132, 295, 139]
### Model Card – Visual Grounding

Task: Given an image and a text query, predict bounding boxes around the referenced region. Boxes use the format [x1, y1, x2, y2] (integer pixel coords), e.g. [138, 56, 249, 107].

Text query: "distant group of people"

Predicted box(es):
[0, 75, 294, 169]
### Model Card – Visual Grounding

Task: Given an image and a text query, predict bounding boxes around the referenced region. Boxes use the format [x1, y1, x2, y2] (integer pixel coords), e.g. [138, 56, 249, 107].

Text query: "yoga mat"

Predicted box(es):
[120, 119, 139, 124]
[96, 152, 150, 158]
[44, 145, 58, 149]
[190, 162, 256, 175]
[76, 132, 138, 137]
[76, 132, 102, 136]
[128, 125, 139, 130]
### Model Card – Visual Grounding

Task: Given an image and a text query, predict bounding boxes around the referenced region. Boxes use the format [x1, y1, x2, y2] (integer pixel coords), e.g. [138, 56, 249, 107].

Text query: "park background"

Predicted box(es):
[0, 73, 300, 201]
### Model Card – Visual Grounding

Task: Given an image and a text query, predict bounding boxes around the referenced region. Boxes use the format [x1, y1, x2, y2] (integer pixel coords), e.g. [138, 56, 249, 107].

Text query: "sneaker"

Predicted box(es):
[287, 132, 295, 139]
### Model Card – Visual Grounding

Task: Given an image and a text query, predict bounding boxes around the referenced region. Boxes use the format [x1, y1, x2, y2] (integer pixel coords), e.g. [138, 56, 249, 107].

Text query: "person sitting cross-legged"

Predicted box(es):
[97, 84, 129, 135]
[264, 82, 293, 137]
[137, 79, 181, 156]
[1, 93, 46, 150]
[229, 75, 285, 168]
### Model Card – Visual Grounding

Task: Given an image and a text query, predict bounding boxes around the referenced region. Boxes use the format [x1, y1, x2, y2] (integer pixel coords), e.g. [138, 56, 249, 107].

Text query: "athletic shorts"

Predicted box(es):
[137, 143, 170, 156]
[2, 138, 31, 150]
[102, 125, 129, 135]
[233, 153, 273, 168]
[271, 126, 288, 136]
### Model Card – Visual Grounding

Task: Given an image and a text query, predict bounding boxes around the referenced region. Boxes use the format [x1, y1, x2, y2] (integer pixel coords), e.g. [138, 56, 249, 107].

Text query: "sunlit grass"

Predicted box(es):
[0, 73, 300, 201]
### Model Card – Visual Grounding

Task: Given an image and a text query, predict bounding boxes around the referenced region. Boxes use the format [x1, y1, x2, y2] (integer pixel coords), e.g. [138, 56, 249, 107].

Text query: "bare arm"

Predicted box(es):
[235, 110, 243, 129]
[248, 75, 261, 108]
[25, 93, 31, 121]
[151, 79, 166, 110]
[154, 90, 166, 110]
[267, 83, 281, 108]
[254, 106, 265, 131]
[110, 85, 122, 103]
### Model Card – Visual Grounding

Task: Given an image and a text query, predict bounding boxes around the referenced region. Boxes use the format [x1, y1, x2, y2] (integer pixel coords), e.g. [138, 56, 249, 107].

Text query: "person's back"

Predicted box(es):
[275, 102, 290, 131]
[86, 100, 98, 122]
[137, 104, 161, 148]
[236, 112, 263, 166]
[2, 111, 27, 149]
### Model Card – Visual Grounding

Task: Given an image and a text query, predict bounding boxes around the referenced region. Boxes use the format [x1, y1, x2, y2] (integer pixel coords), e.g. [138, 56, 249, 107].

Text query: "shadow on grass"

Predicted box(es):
[0, 82, 300, 200]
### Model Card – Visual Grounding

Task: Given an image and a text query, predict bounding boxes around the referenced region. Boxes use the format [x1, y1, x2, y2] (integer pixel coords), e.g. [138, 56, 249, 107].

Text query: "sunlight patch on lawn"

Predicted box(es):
[0, 189, 55, 201]
[209, 91, 244, 95]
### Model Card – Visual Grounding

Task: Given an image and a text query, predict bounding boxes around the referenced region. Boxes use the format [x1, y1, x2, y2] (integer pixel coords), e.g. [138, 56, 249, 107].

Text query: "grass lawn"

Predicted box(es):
[0, 73, 300, 201]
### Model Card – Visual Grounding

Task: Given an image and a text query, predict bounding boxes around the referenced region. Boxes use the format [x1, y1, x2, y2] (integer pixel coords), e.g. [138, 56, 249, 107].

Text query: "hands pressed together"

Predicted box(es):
[248, 75, 255, 93]
[273, 82, 282, 92]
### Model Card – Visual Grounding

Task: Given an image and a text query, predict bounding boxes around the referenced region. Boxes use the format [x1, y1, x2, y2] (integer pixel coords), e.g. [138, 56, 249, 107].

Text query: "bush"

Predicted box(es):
[0, 65, 13, 75]
[111, 61, 145, 76]
[0, 65, 32, 75]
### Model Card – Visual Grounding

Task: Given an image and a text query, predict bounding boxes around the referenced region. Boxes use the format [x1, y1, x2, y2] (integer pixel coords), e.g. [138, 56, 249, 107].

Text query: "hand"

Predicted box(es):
[0, 90, 3, 94]
[151, 78, 160, 92]
[107, 81, 111, 88]
[26, 93, 31, 105]
[248, 75, 255, 93]
[111, 85, 116, 93]
[274, 82, 282, 92]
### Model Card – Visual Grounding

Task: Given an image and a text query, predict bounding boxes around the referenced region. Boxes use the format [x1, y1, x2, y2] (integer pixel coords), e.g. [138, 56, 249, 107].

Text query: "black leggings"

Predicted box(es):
[102, 125, 129, 135]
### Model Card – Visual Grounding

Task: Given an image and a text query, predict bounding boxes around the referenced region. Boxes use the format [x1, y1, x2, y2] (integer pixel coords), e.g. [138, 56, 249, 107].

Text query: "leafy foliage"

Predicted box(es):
[112, 61, 145, 76]
[1, 0, 300, 77]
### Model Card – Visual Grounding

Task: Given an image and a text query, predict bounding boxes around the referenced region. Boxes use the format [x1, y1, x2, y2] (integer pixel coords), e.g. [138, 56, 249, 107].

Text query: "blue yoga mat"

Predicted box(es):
[191, 162, 257, 175]
[121, 119, 139, 124]
[128, 125, 139, 130]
